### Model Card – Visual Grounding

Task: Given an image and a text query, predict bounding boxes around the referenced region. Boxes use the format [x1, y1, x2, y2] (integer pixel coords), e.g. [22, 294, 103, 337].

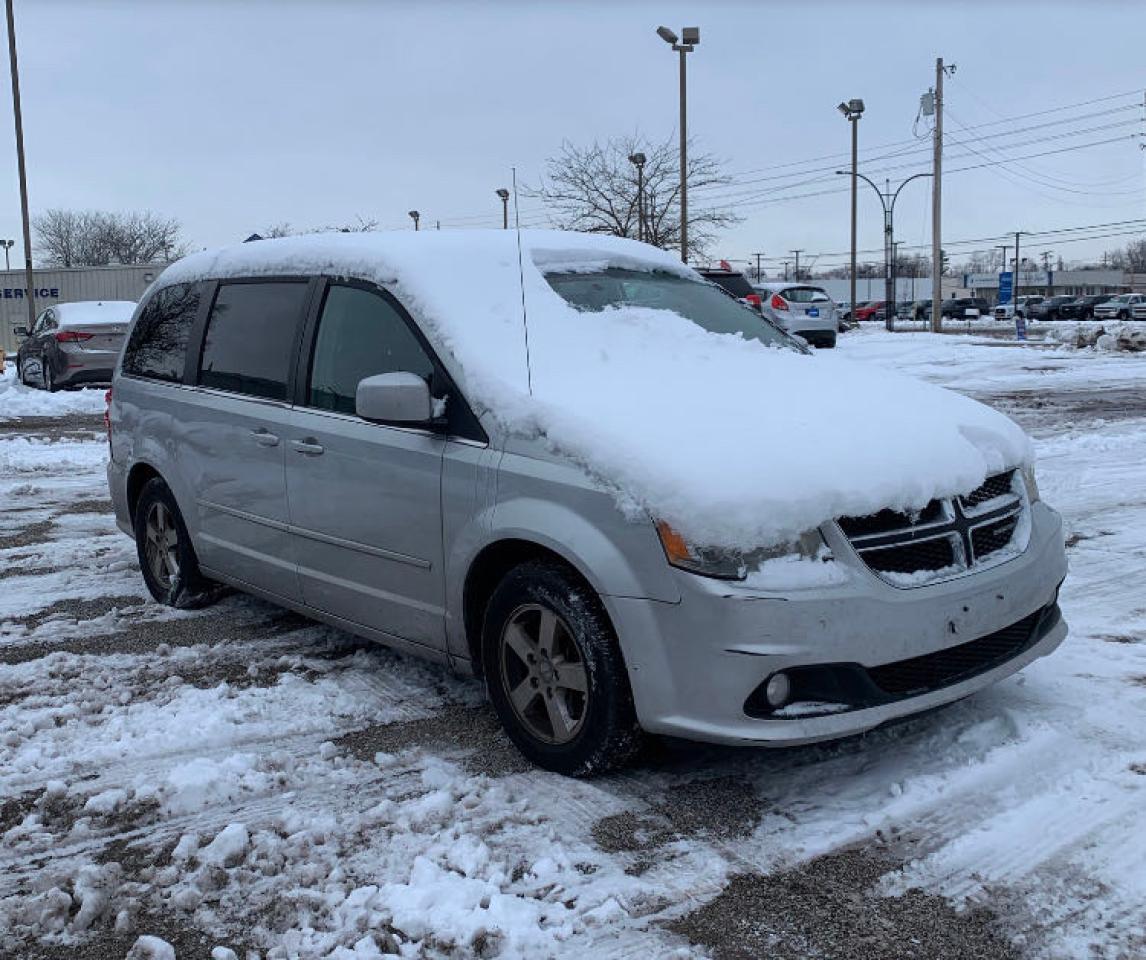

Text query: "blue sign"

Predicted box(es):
[998, 272, 1014, 305]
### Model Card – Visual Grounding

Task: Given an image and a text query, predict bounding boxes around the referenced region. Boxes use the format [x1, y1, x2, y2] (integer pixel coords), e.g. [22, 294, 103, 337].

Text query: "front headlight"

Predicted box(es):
[1021, 463, 1040, 503]
[655, 522, 824, 581]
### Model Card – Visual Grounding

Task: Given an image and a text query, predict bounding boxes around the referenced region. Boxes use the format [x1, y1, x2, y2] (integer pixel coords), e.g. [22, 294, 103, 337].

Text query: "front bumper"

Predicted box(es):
[607, 501, 1067, 746]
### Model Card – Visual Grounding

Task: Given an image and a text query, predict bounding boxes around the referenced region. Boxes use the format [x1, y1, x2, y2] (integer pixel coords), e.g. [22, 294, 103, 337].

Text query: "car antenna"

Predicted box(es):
[512, 166, 534, 397]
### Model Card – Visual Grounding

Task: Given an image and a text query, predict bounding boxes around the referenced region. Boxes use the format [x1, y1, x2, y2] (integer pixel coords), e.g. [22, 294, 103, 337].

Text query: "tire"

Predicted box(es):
[43, 362, 57, 392]
[133, 477, 219, 609]
[481, 559, 642, 776]
[818, 333, 837, 349]
[1119, 310, 1129, 321]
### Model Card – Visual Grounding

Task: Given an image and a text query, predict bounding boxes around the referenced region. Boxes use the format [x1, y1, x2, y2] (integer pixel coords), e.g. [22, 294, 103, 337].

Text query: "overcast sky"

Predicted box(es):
[2, 0, 1144, 276]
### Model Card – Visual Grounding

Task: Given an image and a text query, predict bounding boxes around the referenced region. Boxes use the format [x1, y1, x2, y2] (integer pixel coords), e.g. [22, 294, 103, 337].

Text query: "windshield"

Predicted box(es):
[545, 268, 798, 350]
[777, 286, 830, 303]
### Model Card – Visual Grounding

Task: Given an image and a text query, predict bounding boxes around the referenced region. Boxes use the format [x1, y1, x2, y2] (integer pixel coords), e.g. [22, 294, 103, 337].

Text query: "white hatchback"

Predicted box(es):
[753, 283, 838, 348]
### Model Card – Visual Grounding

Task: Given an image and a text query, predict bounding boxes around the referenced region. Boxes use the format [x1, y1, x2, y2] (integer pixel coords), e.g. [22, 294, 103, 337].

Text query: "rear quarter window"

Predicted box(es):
[122, 283, 202, 382]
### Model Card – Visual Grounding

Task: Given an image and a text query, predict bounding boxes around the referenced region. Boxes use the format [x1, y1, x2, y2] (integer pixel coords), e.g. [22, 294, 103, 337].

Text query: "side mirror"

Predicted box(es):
[355, 372, 432, 425]
[13, 326, 27, 338]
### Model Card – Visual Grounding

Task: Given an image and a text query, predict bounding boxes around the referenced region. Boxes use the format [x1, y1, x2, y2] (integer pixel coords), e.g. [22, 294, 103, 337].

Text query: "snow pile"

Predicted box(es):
[158, 231, 1030, 549]
[0, 364, 108, 420]
[54, 300, 136, 328]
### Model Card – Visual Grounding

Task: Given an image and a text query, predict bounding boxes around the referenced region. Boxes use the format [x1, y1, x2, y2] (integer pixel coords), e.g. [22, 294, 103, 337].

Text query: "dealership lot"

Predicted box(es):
[2, 331, 1145, 959]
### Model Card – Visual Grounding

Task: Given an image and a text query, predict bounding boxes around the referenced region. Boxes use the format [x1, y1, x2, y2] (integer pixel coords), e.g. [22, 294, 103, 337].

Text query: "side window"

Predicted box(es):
[307, 284, 435, 415]
[122, 283, 201, 382]
[199, 281, 309, 400]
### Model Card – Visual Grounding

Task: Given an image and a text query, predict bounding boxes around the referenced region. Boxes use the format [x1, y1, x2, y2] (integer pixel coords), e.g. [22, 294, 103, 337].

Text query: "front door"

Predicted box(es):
[285, 282, 448, 650]
[184, 279, 311, 600]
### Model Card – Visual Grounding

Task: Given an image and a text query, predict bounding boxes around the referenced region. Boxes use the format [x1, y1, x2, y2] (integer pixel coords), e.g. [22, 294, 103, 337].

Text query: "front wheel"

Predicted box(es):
[482, 560, 642, 776]
[133, 477, 219, 609]
[43, 362, 58, 392]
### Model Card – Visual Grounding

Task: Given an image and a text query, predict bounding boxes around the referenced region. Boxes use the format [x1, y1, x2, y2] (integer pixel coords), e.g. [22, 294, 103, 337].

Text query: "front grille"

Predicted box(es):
[868, 608, 1044, 696]
[840, 471, 1024, 586]
[862, 536, 956, 574]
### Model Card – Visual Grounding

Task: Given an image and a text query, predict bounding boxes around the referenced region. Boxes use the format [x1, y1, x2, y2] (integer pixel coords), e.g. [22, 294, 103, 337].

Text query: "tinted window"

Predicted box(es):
[546, 268, 795, 350]
[308, 284, 435, 414]
[199, 282, 309, 400]
[122, 283, 200, 382]
[701, 272, 755, 299]
[777, 286, 830, 303]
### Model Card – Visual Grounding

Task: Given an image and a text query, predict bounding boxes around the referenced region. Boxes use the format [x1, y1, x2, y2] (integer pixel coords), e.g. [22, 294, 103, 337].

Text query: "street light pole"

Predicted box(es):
[5, 0, 35, 334]
[628, 153, 646, 242]
[496, 189, 509, 230]
[837, 99, 865, 322]
[836, 170, 932, 331]
[1, 239, 12, 270]
[408, 210, 420, 231]
[657, 26, 698, 264]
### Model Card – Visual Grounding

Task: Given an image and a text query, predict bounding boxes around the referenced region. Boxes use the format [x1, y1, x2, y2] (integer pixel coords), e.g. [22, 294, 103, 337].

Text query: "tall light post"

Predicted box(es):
[835, 169, 932, 331]
[495, 189, 509, 230]
[837, 99, 864, 321]
[627, 152, 646, 242]
[5, 0, 35, 334]
[656, 25, 698, 263]
[408, 210, 420, 231]
[0, 238, 13, 270]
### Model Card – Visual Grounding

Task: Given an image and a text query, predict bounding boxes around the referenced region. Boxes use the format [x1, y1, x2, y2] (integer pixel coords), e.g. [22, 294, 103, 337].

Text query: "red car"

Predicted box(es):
[853, 300, 886, 321]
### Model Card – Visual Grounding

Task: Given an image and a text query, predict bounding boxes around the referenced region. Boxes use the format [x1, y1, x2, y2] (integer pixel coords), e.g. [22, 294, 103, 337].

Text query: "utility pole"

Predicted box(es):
[5, 0, 35, 336]
[930, 57, 945, 333]
[752, 251, 765, 281]
[1013, 231, 1023, 304]
[790, 249, 803, 281]
[1040, 250, 1053, 294]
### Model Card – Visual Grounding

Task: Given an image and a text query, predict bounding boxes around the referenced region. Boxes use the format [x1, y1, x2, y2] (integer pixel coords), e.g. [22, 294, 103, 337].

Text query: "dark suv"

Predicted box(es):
[941, 297, 992, 319]
[697, 269, 762, 311]
[1026, 296, 1078, 322]
[1070, 295, 1111, 321]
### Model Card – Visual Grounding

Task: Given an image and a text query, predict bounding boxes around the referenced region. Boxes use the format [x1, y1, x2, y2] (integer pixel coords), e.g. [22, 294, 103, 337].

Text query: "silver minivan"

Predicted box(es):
[107, 232, 1067, 775]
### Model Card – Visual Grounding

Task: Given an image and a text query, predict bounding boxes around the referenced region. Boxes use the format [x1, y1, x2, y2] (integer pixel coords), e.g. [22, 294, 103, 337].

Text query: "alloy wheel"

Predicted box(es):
[144, 501, 181, 589]
[499, 603, 589, 744]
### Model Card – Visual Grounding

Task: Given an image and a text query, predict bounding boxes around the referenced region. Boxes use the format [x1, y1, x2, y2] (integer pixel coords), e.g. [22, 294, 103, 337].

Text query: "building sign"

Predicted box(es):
[997, 272, 1013, 305]
[964, 270, 1049, 289]
[2, 286, 59, 300]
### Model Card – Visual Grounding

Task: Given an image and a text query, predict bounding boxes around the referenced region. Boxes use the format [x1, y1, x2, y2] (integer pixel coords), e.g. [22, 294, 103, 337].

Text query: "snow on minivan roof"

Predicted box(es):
[55, 300, 137, 327]
[155, 230, 1030, 550]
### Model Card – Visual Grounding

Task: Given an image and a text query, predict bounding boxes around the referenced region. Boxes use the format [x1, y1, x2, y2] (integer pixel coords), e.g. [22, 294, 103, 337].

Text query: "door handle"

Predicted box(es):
[250, 429, 280, 447]
[290, 438, 325, 456]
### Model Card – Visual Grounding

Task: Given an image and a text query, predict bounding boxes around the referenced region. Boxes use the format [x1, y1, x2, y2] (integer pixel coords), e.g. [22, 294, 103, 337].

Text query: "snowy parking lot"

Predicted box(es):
[2, 329, 1145, 959]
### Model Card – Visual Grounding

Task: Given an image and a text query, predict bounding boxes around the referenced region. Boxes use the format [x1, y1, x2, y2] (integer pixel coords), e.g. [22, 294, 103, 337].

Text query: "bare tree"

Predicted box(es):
[33, 209, 187, 266]
[527, 134, 739, 258]
[262, 223, 293, 238]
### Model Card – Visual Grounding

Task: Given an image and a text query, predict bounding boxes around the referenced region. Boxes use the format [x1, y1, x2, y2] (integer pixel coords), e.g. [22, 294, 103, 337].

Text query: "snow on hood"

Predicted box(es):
[157, 231, 1031, 550]
[56, 300, 137, 327]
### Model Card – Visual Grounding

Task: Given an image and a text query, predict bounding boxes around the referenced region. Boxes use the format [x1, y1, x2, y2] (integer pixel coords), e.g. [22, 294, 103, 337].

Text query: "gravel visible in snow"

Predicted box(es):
[1, 330, 1146, 958]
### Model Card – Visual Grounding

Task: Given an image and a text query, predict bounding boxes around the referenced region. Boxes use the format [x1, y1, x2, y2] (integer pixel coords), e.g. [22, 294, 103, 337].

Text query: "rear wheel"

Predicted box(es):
[134, 477, 219, 609]
[43, 363, 57, 392]
[482, 560, 642, 776]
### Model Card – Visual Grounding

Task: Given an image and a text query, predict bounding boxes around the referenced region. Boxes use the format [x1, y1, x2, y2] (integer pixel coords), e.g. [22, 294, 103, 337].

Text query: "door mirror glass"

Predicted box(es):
[13, 326, 27, 338]
[356, 372, 432, 424]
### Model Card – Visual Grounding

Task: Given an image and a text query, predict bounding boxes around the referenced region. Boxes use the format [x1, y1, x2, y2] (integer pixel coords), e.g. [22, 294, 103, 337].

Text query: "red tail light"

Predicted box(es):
[104, 388, 113, 448]
[744, 293, 762, 308]
[55, 330, 93, 343]
[770, 293, 789, 311]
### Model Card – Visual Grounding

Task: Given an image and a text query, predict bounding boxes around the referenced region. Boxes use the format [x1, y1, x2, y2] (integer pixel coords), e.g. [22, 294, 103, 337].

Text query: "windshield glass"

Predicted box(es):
[545, 268, 798, 350]
[777, 286, 830, 303]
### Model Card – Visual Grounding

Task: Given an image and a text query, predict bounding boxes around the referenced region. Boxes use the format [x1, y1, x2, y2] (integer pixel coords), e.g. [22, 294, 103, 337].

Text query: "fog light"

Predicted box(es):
[765, 672, 791, 708]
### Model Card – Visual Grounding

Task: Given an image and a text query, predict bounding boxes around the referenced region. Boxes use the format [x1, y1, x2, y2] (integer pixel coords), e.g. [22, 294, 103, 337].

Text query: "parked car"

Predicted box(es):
[15, 300, 136, 391]
[698, 268, 762, 311]
[1070, 295, 1113, 321]
[106, 232, 1067, 775]
[1132, 300, 1146, 321]
[941, 297, 992, 320]
[853, 300, 886, 321]
[1094, 293, 1146, 321]
[1026, 296, 1079, 322]
[754, 282, 837, 348]
[993, 296, 1044, 321]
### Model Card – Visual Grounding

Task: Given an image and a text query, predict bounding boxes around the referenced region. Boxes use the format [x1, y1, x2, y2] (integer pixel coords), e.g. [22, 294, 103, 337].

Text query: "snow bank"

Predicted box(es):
[0, 364, 107, 421]
[157, 231, 1030, 550]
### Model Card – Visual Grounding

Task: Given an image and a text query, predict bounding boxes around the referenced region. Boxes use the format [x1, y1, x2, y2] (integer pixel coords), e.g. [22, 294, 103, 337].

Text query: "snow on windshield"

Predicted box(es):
[157, 230, 1030, 550]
